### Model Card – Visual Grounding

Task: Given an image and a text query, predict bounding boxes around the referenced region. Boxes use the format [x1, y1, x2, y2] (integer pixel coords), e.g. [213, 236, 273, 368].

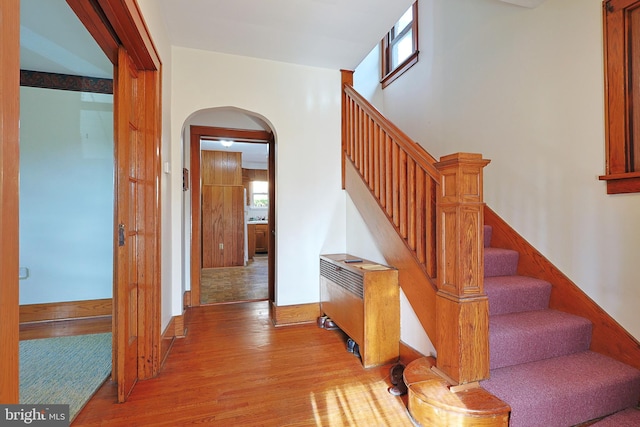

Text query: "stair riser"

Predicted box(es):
[484, 248, 519, 277]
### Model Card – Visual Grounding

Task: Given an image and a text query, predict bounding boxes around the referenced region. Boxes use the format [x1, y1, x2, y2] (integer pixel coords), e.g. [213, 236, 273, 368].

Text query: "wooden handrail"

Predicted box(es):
[343, 85, 441, 181]
[341, 71, 490, 384]
[342, 83, 440, 280]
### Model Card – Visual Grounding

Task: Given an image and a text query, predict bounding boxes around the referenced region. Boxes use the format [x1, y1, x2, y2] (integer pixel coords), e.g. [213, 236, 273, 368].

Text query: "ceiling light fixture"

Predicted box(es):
[220, 140, 234, 147]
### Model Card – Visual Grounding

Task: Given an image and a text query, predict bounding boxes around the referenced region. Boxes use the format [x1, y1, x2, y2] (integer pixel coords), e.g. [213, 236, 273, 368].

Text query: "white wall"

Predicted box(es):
[345, 198, 436, 357]
[138, 4, 346, 328]
[171, 47, 345, 307]
[19, 87, 113, 304]
[136, 0, 176, 330]
[353, 0, 640, 341]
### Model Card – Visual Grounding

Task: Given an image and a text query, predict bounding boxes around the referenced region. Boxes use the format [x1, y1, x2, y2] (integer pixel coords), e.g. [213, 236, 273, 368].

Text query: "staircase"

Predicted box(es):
[475, 225, 640, 426]
[339, 72, 640, 426]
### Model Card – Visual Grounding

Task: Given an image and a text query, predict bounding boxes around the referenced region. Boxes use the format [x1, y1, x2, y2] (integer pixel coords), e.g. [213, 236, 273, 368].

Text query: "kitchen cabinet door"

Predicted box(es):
[255, 224, 268, 253]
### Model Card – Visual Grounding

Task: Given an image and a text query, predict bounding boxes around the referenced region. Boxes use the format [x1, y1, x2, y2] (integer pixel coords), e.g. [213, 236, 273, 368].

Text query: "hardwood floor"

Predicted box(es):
[19, 316, 112, 341]
[73, 301, 415, 426]
[200, 255, 268, 305]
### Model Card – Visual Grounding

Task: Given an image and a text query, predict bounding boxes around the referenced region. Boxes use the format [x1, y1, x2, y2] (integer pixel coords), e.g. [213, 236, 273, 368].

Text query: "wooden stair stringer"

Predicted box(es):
[344, 159, 437, 343]
[484, 206, 640, 372]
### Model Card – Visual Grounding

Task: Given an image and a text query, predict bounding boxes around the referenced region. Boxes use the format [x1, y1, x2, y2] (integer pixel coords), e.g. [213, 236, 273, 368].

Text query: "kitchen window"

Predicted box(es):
[252, 181, 268, 207]
[381, 1, 419, 88]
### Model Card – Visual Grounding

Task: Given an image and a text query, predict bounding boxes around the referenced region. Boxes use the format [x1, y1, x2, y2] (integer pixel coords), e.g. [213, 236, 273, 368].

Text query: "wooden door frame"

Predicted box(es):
[0, 0, 161, 401]
[189, 125, 275, 307]
[68, 0, 163, 383]
[0, 0, 21, 404]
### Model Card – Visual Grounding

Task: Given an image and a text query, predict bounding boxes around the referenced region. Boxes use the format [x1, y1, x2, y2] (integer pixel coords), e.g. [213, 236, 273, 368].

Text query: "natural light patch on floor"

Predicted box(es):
[309, 380, 413, 426]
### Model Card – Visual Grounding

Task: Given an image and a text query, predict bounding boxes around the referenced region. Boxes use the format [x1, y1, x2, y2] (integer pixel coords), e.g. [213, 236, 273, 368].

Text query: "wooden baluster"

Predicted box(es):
[407, 157, 416, 251]
[347, 98, 355, 159]
[379, 129, 386, 208]
[415, 167, 426, 264]
[341, 70, 353, 189]
[428, 179, 437, 278]
[391, 143, 400, 227]
[358, 108, 364, 174]
[435, 153, 491, 385]
[385, 135, 393, 216]
[362, 114, 369, 182]
[399, 149, 408, 239]
[373, 123, 380, 198]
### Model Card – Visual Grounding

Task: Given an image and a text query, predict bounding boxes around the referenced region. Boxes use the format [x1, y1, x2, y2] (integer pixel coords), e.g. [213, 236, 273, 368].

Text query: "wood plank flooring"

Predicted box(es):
[19, 316, 112, 341]
[73, 301, 415, 426]
[200, 255, 268, 305]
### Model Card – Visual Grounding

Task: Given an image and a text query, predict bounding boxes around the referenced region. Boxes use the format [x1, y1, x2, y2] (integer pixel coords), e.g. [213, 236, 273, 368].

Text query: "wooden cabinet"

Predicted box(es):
[254, 224, 268, 253]
[202, 185, 244, 268]
[247, 223, 268, 257]
[320, 254, 399, 368]
[247, 224, 256, 259]
[201, 150, 244, 268]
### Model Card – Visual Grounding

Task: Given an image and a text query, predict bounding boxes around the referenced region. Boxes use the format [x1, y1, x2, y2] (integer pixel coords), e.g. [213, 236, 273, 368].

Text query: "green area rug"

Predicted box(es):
[20, 333, 112, 421]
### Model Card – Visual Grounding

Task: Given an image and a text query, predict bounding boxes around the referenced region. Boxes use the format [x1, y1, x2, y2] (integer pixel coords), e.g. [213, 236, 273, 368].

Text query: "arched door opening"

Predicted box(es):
[186, 109, 276, 309]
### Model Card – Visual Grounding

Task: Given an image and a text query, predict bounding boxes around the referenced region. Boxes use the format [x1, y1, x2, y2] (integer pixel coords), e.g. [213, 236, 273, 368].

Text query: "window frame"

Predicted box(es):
[251, 180, 269, 208]
[381, 1, 419, 88]
[600, 0, 640, 193]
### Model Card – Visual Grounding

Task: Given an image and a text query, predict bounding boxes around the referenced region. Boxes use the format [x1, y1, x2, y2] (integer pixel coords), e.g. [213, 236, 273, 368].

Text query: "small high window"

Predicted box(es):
[252, 181, 268, 207]
[601, 0, 640, 194]
[381, 2, 419, 88]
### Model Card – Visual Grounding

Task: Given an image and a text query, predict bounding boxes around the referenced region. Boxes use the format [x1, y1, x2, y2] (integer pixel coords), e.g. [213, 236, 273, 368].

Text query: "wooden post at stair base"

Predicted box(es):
[340, 70, 354, 190]
[435, 153, 491, 385]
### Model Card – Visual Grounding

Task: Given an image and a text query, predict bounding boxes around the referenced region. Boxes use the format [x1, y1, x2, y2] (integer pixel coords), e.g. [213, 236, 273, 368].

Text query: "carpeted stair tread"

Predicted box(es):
[484, 247, 519, 277]
[481, 351, 640, 427]
[485, 275, 551, 315]
[590, 407, 640, 426]
[490, 309, 592, 370]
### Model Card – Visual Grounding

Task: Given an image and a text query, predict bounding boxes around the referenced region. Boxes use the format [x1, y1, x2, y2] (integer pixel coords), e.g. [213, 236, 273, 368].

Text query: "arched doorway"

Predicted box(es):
[184, 109, 276, 308]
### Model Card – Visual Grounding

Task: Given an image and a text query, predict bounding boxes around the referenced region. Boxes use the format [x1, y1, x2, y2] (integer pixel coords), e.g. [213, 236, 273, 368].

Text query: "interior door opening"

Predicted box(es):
[189, 124, 276, 309]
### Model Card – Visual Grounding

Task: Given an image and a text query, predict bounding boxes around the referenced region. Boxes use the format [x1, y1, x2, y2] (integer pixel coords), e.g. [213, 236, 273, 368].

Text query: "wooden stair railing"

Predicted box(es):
[341, 70, 490, 384]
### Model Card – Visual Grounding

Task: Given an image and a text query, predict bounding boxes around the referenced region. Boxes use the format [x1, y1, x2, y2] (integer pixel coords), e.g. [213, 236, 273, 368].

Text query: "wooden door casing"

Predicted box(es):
[114, 47, 140, 402]
[0, 0, 21, 404]
[190, 126, 274, 306]
[0, 0, 162, 403]
[69, 0, 162, 401]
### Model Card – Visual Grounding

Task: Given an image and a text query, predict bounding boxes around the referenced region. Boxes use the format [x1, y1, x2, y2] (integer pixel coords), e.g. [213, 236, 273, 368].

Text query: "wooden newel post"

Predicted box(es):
[340, 70, 354, 190]
[435, 152, 491, 385]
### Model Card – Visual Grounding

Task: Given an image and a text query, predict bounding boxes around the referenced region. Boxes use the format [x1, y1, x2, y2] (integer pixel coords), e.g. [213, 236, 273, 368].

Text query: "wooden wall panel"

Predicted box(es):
[202, 185, 244, 268]
[201, 150, 244, 268]
[202, 151, 241, 186]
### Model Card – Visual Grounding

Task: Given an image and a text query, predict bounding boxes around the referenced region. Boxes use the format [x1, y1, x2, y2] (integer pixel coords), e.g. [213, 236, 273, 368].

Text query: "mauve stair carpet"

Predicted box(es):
[480, 226, 640, 427]
[591, 407, 640, 426]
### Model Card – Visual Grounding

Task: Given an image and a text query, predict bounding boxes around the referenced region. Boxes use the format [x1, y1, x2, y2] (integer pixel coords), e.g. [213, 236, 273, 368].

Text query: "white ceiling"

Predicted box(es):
[156, 0, 415, 70]
[20, 0, 113, 78]
[20, 0, 414, 77]
[201, 140, 269, 170]
[19, 0, 414, 168]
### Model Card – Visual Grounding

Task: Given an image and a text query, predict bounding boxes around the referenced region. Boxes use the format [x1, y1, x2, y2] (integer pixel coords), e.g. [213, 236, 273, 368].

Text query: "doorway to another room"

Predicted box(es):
[189, 125, 275, 307]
